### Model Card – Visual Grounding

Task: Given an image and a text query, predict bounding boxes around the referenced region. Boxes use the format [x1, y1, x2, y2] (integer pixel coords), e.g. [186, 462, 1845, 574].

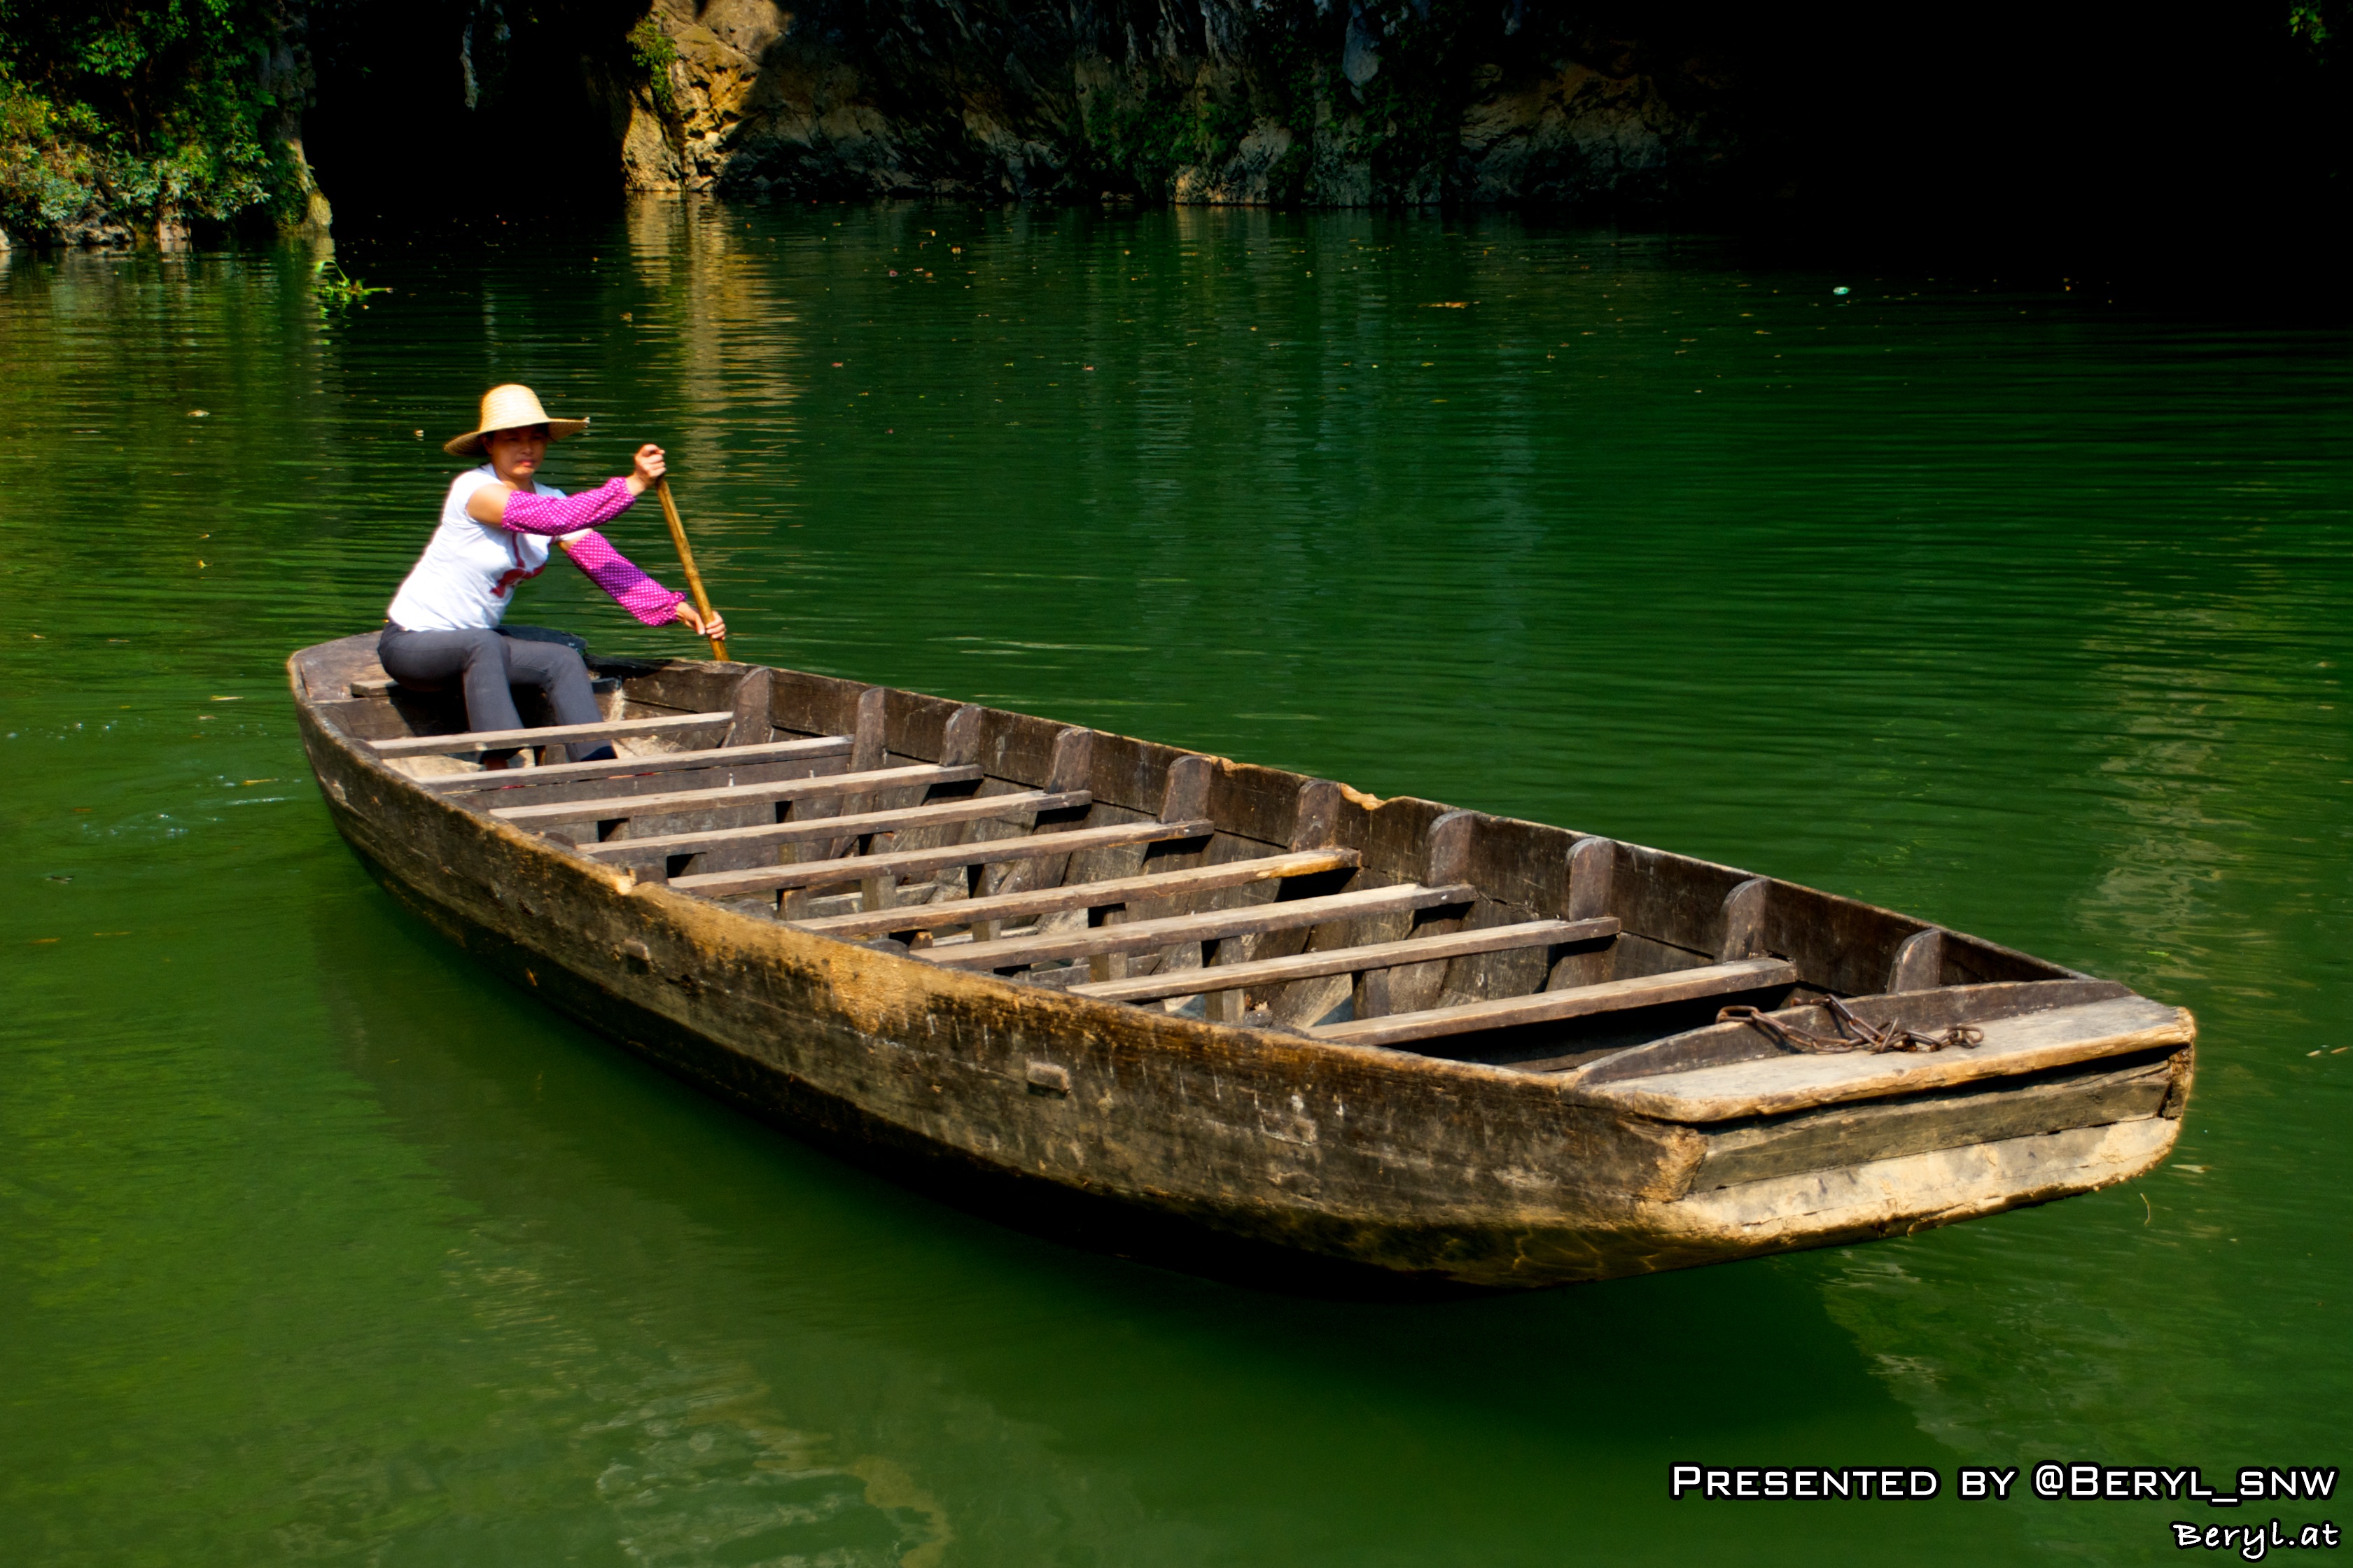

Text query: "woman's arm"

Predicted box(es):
[494, 476, 634, 536]
[465, 444, 668, 531]
[558, 530, 731, 636]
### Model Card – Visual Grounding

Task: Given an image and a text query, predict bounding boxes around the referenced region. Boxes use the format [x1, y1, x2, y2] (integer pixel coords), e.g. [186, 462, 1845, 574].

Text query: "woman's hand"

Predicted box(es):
[624, 444, 667, 496]
[676, 601, 727, 640]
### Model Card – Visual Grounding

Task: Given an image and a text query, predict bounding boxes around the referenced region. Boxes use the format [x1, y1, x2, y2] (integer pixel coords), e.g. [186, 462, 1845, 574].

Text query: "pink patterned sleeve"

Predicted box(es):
[564, 529, 687, 626]
[501, 477, 637, 536]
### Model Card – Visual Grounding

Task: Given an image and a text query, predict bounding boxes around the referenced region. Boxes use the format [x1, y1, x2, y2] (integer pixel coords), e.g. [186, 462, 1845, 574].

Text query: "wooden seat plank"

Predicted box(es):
[1310, 958, 1800, 1049]
[919, 882, 1479, 972]
[1069, 916, 1618, 1004]
[1563, 995, 2192, 1124]
[669, 818, 1215, 898]
[489, 762, 981, 827]
[418, 734, 851, 794]
[367, 710, 735, 757]
[578, 790, 1089, 861]
[790, 849, 1362, 941]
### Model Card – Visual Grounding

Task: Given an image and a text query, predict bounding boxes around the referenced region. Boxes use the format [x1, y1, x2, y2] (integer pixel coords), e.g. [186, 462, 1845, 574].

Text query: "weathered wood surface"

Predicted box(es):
[578, 790, 1089, 862]
[1575, 996, 2195, 1123]
[670, 818, 1216, 899]
[814, 686, 895, 860]
[1675, 1118, 2179, 1242]
[489, 764, 982, 827]
[1559, 979, 2134, 1086]
[1887, 927, 1946, 993]
[724, 667, 774, 746]
[1692, 1057, 2178, 1189]
[1717, 877, 1770, 962]
[1315, 958, 1800, 1049]
[367, 710, 734, 756]
[791, 848, 1361, 941]
[1070, 917, 1617, 1004]
[919, 882, 1479, 972]
[289, 632, 2193, 1290]
[419, 734, 851, 793]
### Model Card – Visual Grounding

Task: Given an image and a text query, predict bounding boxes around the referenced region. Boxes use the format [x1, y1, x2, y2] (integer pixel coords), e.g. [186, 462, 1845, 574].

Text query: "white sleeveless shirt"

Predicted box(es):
[386, 467, 587, 632]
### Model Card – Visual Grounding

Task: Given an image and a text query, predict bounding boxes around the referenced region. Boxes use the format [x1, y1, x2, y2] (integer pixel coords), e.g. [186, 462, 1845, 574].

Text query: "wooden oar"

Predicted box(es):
[654, 475, 727, 660]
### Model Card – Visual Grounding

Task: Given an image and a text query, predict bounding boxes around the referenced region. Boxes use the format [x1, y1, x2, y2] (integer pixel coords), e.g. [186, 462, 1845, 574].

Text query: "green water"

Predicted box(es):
[4, 201, 2348, 1565]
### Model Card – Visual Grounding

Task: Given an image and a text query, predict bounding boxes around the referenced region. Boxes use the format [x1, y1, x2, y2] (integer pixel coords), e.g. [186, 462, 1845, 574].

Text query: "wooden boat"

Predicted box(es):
[290, 631, 2195, 1289]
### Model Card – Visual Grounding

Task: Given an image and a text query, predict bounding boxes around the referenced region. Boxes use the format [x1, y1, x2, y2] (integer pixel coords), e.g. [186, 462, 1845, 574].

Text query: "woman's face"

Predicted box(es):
[483, 425, 550, 483]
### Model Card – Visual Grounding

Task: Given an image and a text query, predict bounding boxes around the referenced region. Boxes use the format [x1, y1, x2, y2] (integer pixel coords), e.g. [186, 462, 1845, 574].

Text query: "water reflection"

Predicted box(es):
[314, 880, 1972, 1566]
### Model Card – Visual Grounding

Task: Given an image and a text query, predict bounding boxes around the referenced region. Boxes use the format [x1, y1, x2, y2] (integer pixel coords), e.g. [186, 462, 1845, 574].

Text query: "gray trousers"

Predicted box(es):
[378, 626, 611, 761]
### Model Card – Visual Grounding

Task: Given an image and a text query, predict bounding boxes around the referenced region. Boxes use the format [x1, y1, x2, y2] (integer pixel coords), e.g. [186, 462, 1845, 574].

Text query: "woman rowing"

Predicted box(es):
[381, 384, 726, 766]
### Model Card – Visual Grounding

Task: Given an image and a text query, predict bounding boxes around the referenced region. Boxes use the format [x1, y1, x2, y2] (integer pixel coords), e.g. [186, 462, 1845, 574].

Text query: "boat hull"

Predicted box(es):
[296, 681, 2185, 1289]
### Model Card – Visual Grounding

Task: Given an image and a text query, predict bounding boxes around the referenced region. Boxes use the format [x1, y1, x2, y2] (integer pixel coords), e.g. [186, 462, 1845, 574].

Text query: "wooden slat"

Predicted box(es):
[1311, 958, 1800, 1049]
[818, 686, 893, 860]
[367, 710, 735, 757]
[417, 734, 853, 793]
[488, 763, 981, 827]
[957, 726, 1096, 915]
[919, 883, 1480, 972]
[578, 790, 1089, 861]
[1547, 835, 1620, 990]
[1567, 995, 2193, 1124]
[669, 818, 1215, 898]
[1070, 917, 1618, 1004]
[1369, 808, 1482, 1019]
[1692, 1058, 2177, 1188]
[791, 848, 1362, 941]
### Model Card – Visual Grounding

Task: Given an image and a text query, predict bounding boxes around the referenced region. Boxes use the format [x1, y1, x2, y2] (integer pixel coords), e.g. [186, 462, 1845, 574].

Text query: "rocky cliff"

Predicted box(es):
[24, 0, 2339, 285]
[606, 0, 1739, 209]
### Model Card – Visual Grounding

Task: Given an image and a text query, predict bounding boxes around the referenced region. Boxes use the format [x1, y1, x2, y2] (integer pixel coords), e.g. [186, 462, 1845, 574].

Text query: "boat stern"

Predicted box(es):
[1553, 987, 2195, 1275]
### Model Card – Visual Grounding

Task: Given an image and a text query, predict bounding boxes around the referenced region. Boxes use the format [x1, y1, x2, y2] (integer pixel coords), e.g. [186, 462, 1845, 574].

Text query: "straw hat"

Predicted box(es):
[442, 384, 590, 457]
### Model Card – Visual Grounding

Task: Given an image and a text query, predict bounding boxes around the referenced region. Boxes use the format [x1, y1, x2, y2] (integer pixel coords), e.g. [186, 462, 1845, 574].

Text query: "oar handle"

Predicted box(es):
[655, 476, 727, 661]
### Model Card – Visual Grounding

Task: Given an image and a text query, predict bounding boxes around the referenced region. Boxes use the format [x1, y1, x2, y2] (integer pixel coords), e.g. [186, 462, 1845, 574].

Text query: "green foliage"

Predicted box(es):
[0, 0, 308, 241]
[311, 257, 388, 317]
[1188, 92, 1250, 168]
[1264, 142, 1312, 207]
[1082, 82, 1189, 197]
[628, 13, 677, 115]
[2289, 0, 2345, 57]
[1343, 0, 1481, 200]
[1081, 74, 1269, 197]
[1244, 0, 1341, 146]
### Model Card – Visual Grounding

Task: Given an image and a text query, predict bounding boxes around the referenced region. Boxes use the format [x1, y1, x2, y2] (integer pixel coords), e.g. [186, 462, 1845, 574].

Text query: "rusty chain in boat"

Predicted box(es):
[1715, 993, 1987, 1056]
